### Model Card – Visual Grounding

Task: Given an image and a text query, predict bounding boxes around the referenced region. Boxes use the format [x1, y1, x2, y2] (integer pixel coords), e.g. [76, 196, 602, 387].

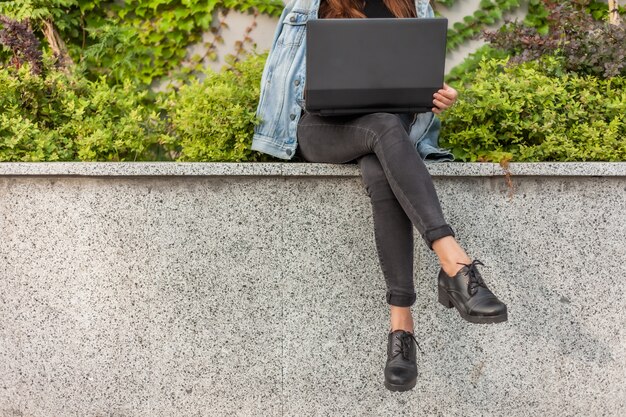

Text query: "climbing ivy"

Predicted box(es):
[98, 0, 285, 85]
[3, 1, 623, 86]
[439, 0, 522, 50]
[0, 0, 284, 85]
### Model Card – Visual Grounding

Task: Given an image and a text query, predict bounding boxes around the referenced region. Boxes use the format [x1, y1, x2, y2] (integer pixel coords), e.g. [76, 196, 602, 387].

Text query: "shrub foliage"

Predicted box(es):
[160, 53, 273, 162]
[0, 46, 272, 162]
[483, 0, 626, 78]
[0, 59, 170, 161]
[440, 56, 626, 163]
[1, 1, 625, 163]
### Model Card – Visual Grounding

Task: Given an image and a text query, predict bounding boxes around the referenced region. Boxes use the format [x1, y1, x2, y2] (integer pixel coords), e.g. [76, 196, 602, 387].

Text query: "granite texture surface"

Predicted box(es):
[2, 161, 626, 177]
[1, 163, 625, 416]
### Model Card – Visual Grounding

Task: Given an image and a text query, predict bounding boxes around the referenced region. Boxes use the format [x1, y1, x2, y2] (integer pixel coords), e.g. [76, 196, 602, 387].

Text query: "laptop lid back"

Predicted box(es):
[304, 17, 448, 116]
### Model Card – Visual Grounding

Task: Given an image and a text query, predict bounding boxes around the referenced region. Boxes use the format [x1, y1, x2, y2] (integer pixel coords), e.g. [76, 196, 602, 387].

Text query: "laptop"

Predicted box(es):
[304, 17, 448, 116]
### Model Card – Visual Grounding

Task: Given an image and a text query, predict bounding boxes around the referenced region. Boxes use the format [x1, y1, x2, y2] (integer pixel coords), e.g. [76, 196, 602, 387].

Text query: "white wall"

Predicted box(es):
[196, 0, 530, 74]
[436, 0, 529, 72]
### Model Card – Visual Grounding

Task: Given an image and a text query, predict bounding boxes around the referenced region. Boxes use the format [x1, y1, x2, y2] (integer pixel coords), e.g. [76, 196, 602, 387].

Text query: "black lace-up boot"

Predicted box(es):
[384, 329, 423, 392]
[438, 259, 508, 324]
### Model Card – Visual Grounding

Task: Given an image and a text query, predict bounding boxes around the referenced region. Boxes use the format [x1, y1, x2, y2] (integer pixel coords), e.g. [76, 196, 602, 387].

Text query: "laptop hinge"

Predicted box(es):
[317, 107, 431, 116]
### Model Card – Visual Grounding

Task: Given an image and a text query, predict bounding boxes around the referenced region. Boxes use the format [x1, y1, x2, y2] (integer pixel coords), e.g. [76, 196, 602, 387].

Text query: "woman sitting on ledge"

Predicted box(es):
[252, 0, 508, 392]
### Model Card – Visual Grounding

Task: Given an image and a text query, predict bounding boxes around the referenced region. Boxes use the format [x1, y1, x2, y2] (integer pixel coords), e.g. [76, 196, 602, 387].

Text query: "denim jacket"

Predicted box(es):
[251, 0, 455, 162]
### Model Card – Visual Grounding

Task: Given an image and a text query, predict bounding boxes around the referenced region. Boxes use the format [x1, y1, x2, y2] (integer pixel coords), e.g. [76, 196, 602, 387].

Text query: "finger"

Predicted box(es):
[438, 87, 457, 101]
[432, 107, 441, 114]
[433, 94, 453, 107]
[434, 94, 453, 106]
[432, 100, 447, 112]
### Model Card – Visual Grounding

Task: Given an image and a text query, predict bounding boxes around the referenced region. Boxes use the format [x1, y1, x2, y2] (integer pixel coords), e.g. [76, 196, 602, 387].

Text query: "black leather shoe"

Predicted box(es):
[438, 259, 508, 324]
[384, 329, 423, 392]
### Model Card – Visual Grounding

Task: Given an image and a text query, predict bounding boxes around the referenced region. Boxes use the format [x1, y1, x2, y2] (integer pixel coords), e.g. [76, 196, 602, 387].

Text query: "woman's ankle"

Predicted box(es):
[389, 326, 414, 334]
[441, 258, 472, 277]
[389, 305, 414, 333]
[432, 239, 472, 276]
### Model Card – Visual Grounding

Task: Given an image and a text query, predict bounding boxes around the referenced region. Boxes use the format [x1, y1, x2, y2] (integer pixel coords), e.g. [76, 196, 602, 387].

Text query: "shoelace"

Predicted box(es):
[392, 331, 424, 361]
[456, 259, 487, 296]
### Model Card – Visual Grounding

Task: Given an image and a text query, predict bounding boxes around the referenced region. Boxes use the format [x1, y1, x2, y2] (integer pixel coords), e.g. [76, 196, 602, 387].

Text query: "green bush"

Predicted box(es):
[445, 44, 509, 87]
[161, 52, 274, 162]
[0, 59, 171, 161]
[439, 56, 626, 162]
[0, 49, 279, 162]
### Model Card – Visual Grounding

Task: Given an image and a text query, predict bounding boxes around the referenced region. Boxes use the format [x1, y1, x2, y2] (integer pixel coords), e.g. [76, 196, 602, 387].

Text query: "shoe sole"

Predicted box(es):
[384, 377, 417, 392]
[438, 286, 508, 324]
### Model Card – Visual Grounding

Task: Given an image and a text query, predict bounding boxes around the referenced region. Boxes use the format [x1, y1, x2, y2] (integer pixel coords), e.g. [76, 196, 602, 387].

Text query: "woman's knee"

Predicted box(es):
[359, 113, 412, 152]
[366, 112, 406, 137]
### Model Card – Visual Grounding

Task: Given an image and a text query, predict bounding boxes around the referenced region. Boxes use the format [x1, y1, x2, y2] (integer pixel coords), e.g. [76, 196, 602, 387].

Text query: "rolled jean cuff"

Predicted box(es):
[425, 224, 456, 250]
[386, 291, 416, 307]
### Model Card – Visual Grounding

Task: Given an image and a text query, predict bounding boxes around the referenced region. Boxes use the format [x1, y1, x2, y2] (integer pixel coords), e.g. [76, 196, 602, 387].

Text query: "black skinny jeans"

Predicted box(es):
[295, 109, 455, 307]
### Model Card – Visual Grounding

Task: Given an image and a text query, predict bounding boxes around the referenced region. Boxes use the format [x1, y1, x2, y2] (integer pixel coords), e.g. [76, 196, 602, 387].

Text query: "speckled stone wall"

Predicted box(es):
[1, 162, 625, 417]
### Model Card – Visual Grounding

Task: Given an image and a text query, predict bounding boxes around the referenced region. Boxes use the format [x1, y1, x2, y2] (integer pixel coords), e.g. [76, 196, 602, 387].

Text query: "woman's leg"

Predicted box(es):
[297, 110, 455, 251]
[296, 110, 497, 392]
[357, 154, 473, 332]
[297, 111, 471, 326]
[357, 154, 416, 333]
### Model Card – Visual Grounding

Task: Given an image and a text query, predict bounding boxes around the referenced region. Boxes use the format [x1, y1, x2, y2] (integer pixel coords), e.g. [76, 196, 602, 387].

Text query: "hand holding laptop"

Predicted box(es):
[432, 83, 458, 114]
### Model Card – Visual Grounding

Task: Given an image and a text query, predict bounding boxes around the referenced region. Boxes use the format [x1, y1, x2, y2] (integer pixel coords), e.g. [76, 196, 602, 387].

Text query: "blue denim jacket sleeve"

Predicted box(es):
[252, 0, 455, 163]
[412, 113, 455, 162]
[251, 0, 306, 160]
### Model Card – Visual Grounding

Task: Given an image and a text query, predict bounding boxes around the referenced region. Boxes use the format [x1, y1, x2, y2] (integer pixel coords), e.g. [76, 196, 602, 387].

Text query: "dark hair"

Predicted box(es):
[319, 0, 418, 19]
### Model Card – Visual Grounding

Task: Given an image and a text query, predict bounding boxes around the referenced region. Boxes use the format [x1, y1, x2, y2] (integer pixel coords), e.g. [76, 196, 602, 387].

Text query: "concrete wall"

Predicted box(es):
[1, 162, 625, 416]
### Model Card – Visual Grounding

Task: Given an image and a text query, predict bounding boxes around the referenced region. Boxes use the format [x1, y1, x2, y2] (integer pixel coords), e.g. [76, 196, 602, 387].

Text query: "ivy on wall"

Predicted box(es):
[98, 0, 285, 84]
[434, 0, 524, 50]
[0, 0, 285, 85]
[1, 0, 623, 86]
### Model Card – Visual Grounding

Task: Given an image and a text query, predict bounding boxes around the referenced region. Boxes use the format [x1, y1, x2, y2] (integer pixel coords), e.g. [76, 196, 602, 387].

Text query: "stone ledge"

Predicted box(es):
[1, 161, 625, 416]
[0, 161, 626, 177]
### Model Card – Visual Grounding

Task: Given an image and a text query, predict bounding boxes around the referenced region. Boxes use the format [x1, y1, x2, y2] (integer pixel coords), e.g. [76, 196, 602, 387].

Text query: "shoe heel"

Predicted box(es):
[437, 286, 454, 308]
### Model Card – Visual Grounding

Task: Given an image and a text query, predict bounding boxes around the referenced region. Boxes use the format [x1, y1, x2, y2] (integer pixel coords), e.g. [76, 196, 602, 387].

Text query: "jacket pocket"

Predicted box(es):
[277, 10, 308, 47]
